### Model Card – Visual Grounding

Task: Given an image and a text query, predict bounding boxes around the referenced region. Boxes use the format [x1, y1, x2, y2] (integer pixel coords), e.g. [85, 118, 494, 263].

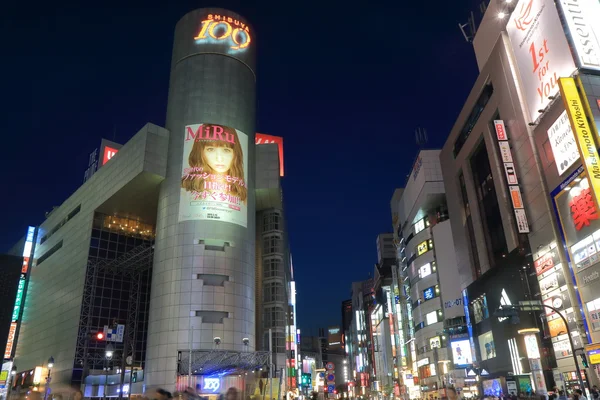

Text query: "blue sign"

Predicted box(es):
[423, 287, 435, 301]
[319, 372, 325, 378]
[327, 385, 335, 393]
[203, 378, 221, 393]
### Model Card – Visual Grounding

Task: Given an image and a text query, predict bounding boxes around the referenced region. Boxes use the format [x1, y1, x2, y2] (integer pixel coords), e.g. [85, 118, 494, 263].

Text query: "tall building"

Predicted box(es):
[391, 150, 464, 399]
[8, 8, 296, 397]
[440, 0, 600, 394]
[146, 7, 258, 390]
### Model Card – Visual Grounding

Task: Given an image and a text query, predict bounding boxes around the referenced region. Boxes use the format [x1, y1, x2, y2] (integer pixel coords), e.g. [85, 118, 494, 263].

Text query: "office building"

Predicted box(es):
[391, 149, 464, 399]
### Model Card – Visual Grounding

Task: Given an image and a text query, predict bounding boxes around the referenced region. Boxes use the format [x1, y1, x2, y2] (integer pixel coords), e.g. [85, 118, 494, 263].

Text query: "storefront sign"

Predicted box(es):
[586, 343, 600, 364]
[557, 0, 600, 71]
[515, 209, 530, 233]
[534, 250, 559, 276]
[505, 163, 519, 184]
[202, 377, 221, 393]
[547, 317, 568, 337]
[4, 322, 17, 359]
[499, 142, 513, 162]
[508, 0, 577, 123]
[495, 120, 508, 140]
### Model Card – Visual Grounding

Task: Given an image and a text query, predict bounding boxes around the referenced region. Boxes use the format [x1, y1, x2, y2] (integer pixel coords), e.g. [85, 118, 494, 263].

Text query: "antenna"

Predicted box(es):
[479, 1, 488, 16]
[415, 128, 428, 148]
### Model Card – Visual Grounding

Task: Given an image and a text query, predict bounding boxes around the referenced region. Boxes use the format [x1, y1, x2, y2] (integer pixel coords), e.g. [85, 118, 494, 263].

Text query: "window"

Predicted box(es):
[426, 311, 441, 326]
[40, 205, 81, 244]
[263, 281, 286, 303]
[263, 211, 281, 232]
[264, 257, 284, 279]
[453, 83, 494, 157]
[37, 240, 63, 265]
[472, 295, 489, 324]
[586, 297, 600, 331]
[263, 234, 282, 255]
[263, 306, 285, 329]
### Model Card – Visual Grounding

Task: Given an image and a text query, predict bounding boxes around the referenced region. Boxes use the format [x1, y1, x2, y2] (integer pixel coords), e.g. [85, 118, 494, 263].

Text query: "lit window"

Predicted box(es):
[423, 286, 435, 301]
[586, 297, 600, 331]
[419, 263, 432, 278]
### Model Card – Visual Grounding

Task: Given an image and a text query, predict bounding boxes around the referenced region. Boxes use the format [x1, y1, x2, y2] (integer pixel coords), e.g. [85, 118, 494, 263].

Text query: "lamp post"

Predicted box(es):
[44, 356, 54, 400]
[104, 344, 114, 400]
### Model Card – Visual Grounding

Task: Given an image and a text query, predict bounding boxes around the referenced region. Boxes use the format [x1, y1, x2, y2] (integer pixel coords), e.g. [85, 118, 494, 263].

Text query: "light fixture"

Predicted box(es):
[11, 365, 17, 375]
[105, 344, 114, 359]
[498, 11, 506, 18]
[47, 357, 55, 369]
[517, 328, 540, 334]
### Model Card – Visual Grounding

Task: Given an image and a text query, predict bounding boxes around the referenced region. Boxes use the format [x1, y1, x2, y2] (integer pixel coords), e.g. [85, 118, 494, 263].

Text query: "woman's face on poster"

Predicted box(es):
[204, 145, 234, 173]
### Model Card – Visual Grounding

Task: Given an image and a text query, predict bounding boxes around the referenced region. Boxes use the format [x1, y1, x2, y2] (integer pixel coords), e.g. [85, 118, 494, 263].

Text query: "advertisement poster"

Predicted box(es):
[507, 0, 577, 123]
[548, 110, 579, 176]
[450, 339, 473, 366]
[180, 123, 248, 227]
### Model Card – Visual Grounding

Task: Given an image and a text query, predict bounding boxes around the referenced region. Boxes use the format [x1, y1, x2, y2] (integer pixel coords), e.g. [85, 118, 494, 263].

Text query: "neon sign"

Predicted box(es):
[12, 277, 26, 322]
[203, 378, 221, 393]
[194, 14, 251, 51]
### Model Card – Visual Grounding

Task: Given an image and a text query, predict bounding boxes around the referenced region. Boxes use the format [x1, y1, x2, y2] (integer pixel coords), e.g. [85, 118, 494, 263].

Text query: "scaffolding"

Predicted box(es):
[178, 350, 271, 376]
[75, 243, 154, 377]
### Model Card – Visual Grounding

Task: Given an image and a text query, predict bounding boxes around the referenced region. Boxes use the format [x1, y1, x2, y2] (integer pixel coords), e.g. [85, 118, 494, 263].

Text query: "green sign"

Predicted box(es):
[12, 276, 26, 321]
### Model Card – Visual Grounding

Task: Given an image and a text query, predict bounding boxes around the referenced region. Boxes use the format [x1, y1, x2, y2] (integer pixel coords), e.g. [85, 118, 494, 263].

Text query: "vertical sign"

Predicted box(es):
[494, 120, 530, 233]
[559, 78, 600, 210]
[4, 323, 17, 359]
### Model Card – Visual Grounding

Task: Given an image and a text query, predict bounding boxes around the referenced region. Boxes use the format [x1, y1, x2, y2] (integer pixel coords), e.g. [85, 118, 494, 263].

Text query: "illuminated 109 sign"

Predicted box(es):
[194, 14, 251, 51]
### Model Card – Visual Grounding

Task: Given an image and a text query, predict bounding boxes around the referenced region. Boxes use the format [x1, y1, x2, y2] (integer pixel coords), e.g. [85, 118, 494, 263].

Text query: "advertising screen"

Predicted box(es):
[478, 331, 496, 360]
[507, 0, 577, 123]
[179, 123, 249, 227]
[450, 339, 473, 366]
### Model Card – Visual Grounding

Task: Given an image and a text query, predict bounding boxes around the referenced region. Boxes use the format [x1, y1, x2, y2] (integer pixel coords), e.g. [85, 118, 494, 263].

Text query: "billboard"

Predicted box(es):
[180, 123, 248, 227]
[450, 339, 473, 366]
[507, 0, 577, 123]
[547, 111, 580, 176]
[4, 323, 17, 359]
[256, 133, 284, 176]
[557, 0, 600, 71]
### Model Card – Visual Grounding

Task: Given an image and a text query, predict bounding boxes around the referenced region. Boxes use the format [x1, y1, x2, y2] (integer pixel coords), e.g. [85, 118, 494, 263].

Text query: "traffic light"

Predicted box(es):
[94, 332, 105, 340]
[132, 371, 138, 383]
[580, 353, 589, 368]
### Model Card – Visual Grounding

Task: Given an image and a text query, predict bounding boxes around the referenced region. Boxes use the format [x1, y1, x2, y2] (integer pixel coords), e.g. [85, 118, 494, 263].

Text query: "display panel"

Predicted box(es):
[548, 110, 579, 176]
[179, 123, 249, 227]
[450, 339, 473, 366]
[478, 331, 496, 361]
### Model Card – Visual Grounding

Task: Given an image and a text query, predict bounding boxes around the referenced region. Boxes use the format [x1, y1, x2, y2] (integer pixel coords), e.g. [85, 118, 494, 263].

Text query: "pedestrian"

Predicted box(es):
[575, 390, 587, 400]
[591, 387, 599, 400]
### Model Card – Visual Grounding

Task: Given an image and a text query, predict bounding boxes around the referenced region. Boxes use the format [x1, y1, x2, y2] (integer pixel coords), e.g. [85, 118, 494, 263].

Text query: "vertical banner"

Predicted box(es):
[559, 78, 600, 210]
[180, 123, 249, 227]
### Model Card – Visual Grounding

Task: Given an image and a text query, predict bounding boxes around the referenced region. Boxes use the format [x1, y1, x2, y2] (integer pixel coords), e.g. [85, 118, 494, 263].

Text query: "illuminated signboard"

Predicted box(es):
[559, 77, 600, 211]
[548, 111, 580, 176]
[11, 276, 26, 322]
[102, 146, 119, 166]
[423, 287, 435, 301]
[194, 14, 251, 52]
[21, 226, 35, 274]
[557, 0, 600, 71]
[507, 0, 577, 123]
[202, 377, 221, 393]
[180, 123, 249, 227]
[451, 339, 473, 366]
[4, 323, 17, 359]
[417, 240, 429, 256]
[256, 133, 284, 176]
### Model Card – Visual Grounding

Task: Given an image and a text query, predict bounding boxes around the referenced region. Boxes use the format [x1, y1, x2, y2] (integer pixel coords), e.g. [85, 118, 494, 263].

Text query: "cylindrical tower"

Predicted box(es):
[146, 8, 256, 390]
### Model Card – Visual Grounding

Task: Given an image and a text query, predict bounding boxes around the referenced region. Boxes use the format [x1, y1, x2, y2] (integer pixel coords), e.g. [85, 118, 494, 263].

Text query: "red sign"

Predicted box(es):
[102, 146, 119, 165]
[325, 362, 335, 370]
[494, 120, 508, 141]
[4, 322, 17, 359]
[569, 187, 599, 230]
[256, 133, 284, 176]
[534, 251, 556, 275]
[22, 257, 30, 274]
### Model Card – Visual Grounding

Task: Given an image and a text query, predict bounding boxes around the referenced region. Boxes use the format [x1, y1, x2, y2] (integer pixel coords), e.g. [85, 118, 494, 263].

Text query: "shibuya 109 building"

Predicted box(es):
[1, 8, 300, 400]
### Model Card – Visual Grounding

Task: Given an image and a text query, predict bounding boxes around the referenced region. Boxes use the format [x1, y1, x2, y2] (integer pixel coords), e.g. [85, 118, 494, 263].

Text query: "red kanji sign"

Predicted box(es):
[570, 187, 599, 230]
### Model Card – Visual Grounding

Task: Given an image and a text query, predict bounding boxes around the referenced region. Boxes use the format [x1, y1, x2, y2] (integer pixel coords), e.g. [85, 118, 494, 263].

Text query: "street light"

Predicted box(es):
[104, 344, 114, 400]
[44, 357, 54, 400]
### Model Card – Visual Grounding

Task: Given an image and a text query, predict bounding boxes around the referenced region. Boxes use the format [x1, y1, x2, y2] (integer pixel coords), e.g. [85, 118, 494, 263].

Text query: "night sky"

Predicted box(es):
[1, 0, 481, 333]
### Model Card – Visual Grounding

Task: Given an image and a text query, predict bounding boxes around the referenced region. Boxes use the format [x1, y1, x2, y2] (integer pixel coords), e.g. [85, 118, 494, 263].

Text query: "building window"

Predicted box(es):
[459, 172, 482, 278]
[263, 211, 281, 232]
[263, 306, 285, 329]
[425, 310, 441, 326]
[37, 240, 63, 265]
[453, 83, 494, 157]
[586, 297, 600, 331]
[472, 295, 489, 324]
[263, 281, 286, 303]
[263, 234, 283, 255]
[40, 205, 82, 244]
[470, 140, 508, 267]
[264, 257, 284, 279]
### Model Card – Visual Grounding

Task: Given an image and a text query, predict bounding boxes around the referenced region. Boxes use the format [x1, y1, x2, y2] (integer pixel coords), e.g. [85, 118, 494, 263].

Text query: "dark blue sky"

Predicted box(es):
[1, 0, 480, 332]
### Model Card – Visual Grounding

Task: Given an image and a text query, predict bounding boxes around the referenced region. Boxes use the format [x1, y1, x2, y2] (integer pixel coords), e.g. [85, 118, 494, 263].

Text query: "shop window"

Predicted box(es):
[478, 331, 497, 360]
